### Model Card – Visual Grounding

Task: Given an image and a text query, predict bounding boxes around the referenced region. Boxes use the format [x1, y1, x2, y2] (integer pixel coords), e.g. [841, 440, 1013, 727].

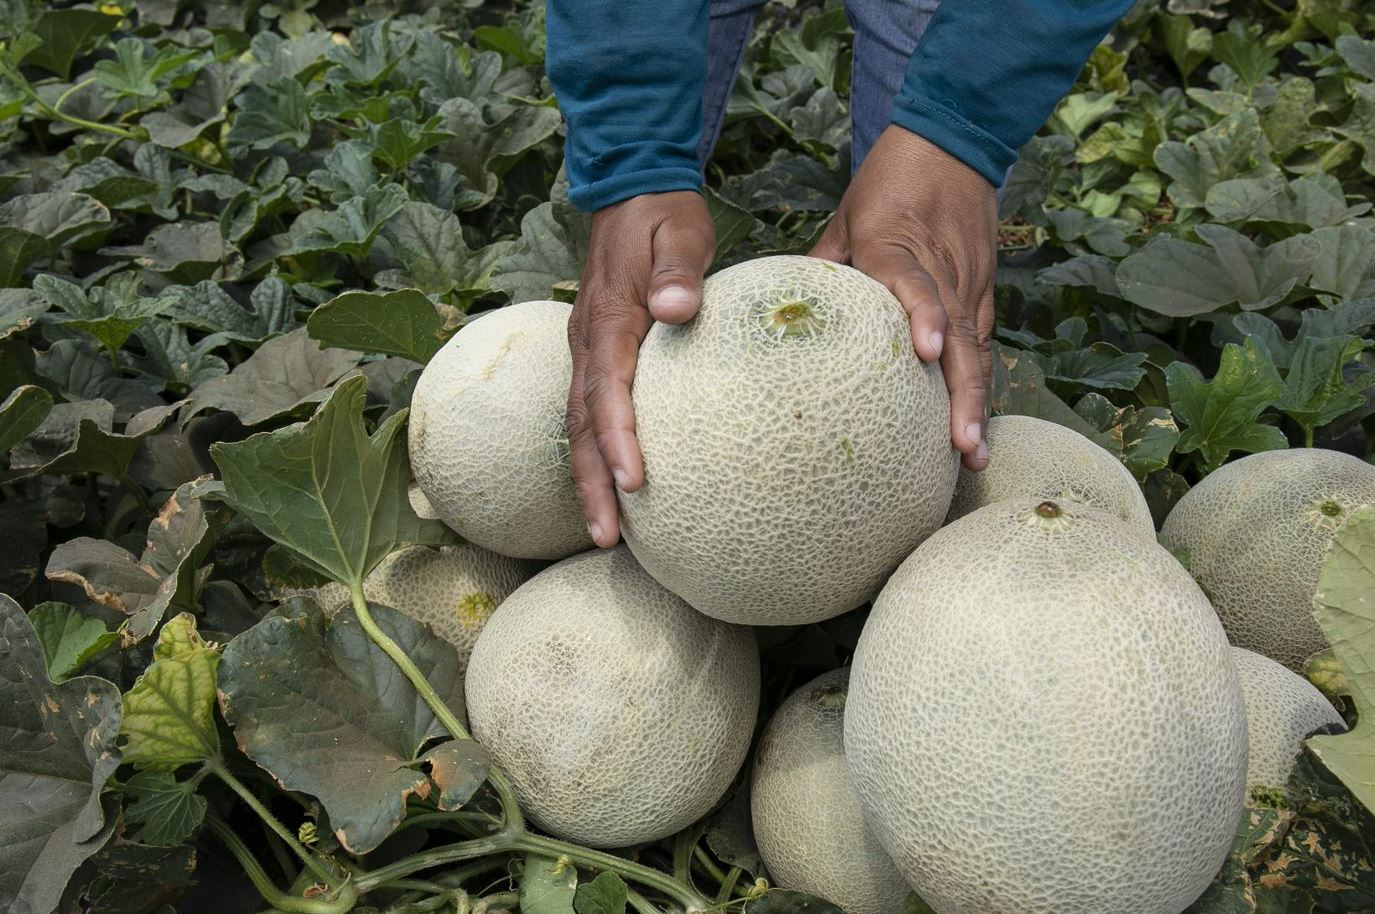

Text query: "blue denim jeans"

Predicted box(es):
[699, 0, 942, 171]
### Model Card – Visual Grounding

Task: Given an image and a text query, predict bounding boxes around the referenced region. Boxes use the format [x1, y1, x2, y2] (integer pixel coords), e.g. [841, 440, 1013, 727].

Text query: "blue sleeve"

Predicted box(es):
[891, 0, 1135, 187]
[545, 0, 708, 212]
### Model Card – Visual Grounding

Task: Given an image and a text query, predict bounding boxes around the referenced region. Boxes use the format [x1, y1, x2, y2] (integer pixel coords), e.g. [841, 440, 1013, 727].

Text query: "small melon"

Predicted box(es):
[1231, 646, 1346, 789]
[1159, 448, 1375, 670]
[752, 668, 913, 914]
[409, 300, 592, 560]
[621, 255, 958, 626]
[464, 545, 760, 848]
[846, 498, 1247, 914]
[299, 544, 535, 672]
[947, 414, 1153, 536]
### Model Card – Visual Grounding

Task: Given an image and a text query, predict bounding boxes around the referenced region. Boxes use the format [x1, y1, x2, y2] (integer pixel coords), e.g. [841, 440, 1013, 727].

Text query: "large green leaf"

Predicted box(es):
[217, 601, 478, 854]
[0, 595, 122, 914]
[490, 197, 591, 304]
[119, 613, 221, 769]
[0, 193, 110, 287]
[307, 289, 445, 363]
[210, 374, 451, 585]
[1116, 224, 1318, 317]
[1166, 338, 1287, 471]
[1310, 506, 1375, 813]
[25, 8, 118, 79]
[183, 328, 362, 426]
[1072, 394, 1180, 479]
[122, 769, 207, 847]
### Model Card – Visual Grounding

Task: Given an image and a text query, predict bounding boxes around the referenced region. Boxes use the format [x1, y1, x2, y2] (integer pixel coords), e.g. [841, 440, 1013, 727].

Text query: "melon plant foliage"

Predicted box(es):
[1, 0, 1375, 913]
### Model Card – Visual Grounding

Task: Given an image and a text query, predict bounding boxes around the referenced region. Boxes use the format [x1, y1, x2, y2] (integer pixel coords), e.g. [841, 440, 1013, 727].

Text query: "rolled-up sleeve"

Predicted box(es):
[546, 0, 709, 212]
[891, 0, 1135, 186]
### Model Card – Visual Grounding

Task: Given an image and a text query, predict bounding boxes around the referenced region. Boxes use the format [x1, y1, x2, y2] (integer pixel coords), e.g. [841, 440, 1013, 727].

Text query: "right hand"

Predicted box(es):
[566, 190, 715, 548]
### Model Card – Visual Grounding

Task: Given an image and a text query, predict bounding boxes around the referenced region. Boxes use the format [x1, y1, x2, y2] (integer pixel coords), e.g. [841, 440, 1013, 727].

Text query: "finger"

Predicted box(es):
[855, 245, 948, 363]
[647, 209, 714, 324]
[583, 292, 653, 494]
[808, 213, 849, 264]
[566, 357, 621, 548]
[941, 299, 991, 470]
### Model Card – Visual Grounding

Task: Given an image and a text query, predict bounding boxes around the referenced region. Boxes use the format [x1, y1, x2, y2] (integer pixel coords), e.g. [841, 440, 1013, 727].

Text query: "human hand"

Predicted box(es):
[811, 125, 997, 470]
[566, 191, 715, 548]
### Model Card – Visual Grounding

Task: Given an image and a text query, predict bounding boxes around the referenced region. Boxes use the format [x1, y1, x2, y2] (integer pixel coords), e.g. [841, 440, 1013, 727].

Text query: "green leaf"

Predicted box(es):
[473, 23, 543, 66]
[92, 37, 199, 101]
[1116, 224, 1318, 316]
[0, 384, 52, 454]
[1154, 110, 1275, 209]
[210, 374, 450, 586]
[217, 601, 468, 854]
[372, 201, 482, 297]
[1335, 83, 1375, 177]
[29, 601, 117, 682]
[280, 183, 409, 258]
[1310, 506, 1375, 813]
[157, 278, 291, 343]
[1272, 335, 1373, 438]
[521, 855, 579, 914]
[1309, 225, 1375, 302]
[1159, 14, 1212, 81]
[706, 189, 756, 266]
[102, 221, 241, 282]
[1205, 173, 1368, 229]
[490, 193, 592, 304]
[574, 872, 629, 914]
[1337, 34, 1375, 81]
[0, 594, 122, 914]
[183, 328, 362, 426]
[119, 613, 221, 769]
[989, 342, 1100, 440]
[227, 77, 312, 151]
[1212, 22, 1278, 89]
[11, 414, 154, 481]
[366, 116, 453, 172]
[435, 96, 562, 211]
[1166, 338, 1287, 471]
[25, 8, 119, 80]
[308, 289, 444, 363]
[1072, 394, 1180, 479]
[122, 769, 207, 847]
[35, 273, 167, 353]
[0, 193, 110, 287]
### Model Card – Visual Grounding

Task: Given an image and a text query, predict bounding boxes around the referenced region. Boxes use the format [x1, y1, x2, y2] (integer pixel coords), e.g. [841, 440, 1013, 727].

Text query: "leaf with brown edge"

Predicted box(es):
[0, 594, 122, 914]
[217, 600, 466, 854]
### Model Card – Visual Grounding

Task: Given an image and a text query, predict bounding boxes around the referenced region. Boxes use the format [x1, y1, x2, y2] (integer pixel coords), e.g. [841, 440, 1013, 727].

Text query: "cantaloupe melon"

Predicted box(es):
[409, 300, 592, 560]
[947, 414, 1153, 536]
[621, 255, 958, 626]
[464, 545, 760, 848]
[1231, 646, 1346, 789]
[752, 668, 914, 914]
[846, 498, 1247, 914]
[297, 544, 535, 672]
[1159, 448, 1375, 670]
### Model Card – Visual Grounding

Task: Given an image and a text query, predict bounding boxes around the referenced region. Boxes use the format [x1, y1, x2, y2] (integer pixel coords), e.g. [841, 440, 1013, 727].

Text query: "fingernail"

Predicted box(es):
[928, 331, 943, 359]
[588, 522, 604, 544]
[975, 440, 989, 461]
[654, 285, 694, 309]
[965, 422, 982, 446]
[612, 468, 629, 490]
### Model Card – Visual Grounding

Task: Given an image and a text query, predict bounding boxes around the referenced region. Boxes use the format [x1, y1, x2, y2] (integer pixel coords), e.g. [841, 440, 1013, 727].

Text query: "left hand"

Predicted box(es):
[810, 125, 997, 470]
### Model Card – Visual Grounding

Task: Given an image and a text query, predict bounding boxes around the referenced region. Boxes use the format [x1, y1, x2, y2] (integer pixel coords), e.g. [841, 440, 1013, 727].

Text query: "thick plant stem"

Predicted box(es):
[212, 761, 341, 889]
[349, 586, 525, 833]
[206, 814, 358, 914]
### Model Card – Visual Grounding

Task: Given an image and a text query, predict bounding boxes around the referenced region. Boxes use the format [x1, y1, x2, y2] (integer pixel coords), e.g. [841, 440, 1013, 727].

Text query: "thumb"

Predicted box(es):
[647, 211, 714, 324]
[808, 213, 849, 264]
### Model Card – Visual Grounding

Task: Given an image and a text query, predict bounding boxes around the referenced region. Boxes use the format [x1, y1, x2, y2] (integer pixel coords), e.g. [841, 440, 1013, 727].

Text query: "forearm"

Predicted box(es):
[891, 0, 1135, 186]
[545, 0, 710, 211]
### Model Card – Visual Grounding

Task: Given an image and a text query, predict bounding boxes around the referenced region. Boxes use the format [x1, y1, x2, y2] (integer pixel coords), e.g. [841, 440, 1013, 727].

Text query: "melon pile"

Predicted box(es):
[400, 255, 1363, 914]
